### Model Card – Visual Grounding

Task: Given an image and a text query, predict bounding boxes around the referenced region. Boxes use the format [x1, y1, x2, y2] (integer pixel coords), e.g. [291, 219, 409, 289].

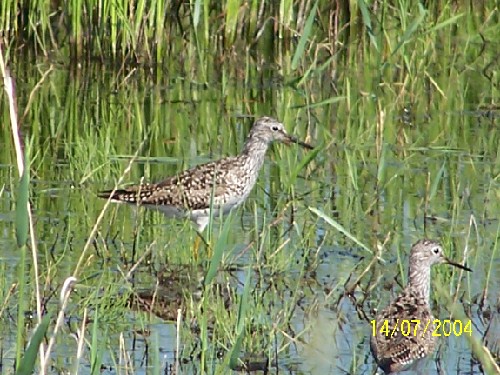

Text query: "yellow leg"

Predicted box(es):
[206, 240, 212, 258]
[193, 231, 212, 260]
[193, 235, 201, 261]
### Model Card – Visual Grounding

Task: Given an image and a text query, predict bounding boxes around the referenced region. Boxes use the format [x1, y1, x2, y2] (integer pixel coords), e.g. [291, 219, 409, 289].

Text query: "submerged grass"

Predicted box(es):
[16, 313, 51, 375]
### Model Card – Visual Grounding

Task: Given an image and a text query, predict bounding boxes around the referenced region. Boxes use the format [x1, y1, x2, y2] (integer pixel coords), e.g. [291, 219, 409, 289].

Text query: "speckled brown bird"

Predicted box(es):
[370, 239, 471, 374]
[99, 116, 313, 233]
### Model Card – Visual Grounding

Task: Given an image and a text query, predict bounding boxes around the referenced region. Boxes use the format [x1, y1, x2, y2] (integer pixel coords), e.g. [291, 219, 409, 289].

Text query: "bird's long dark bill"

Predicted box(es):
[446, 259, 472, 272]
[287, 135, 314, 150]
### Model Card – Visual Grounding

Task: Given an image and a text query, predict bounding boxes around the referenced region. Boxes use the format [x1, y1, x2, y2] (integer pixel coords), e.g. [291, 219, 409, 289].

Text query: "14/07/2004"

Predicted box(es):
[371, 319, 472, 337]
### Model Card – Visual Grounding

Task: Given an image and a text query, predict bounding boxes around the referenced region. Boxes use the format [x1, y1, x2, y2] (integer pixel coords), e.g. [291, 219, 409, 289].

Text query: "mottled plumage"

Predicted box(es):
[99, 117, 313, 231]
[370, 239, 471, 374]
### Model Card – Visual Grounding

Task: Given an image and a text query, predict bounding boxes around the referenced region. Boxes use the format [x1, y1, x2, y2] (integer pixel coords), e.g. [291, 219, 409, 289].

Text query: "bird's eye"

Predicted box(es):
[433, 247, 440, 254]
[272, 126, 279, 131]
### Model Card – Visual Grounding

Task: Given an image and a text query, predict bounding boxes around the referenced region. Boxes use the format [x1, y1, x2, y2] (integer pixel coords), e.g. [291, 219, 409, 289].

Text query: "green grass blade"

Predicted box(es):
[236, 266, 251, 333]
[425, 13, 465, 34]
[225, 0, 241, 43]
[376, 143, 387, 187]
[15, 150, 29, 248]
[289, 144, 320, 182]
[192, 0, 202, 28]
[229, 266, 251, 369]
[228, 332, 244, 369]
[291, 0, 318, 70]
[90, 309, 104, 375]
[291, 96, 346, 109]
[429, 161, 446, 201]
[309, 207, 373, 255]
[358, 0, 378, 51]
[15, 246, 26, 366]
[16, 313, 51, 375]
[204, 212, 233, 286]
[391, 3, 427, 57]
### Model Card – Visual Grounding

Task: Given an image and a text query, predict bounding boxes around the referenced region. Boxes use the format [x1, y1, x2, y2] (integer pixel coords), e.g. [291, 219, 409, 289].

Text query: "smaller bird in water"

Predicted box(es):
[370, 239, 471, 374]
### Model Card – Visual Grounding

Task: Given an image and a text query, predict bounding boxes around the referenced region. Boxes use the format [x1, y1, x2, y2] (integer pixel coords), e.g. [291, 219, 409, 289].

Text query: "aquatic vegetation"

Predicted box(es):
[0, 1, 498, 373]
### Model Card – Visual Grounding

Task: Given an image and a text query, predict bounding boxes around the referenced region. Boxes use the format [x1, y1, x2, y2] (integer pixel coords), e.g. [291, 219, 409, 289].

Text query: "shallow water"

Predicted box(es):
[0, 20, 499, 375]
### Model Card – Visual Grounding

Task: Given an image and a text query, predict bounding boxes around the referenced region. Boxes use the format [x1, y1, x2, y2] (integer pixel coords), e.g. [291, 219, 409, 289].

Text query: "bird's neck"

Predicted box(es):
[240, 136, 270, 171]
[407, 264, 431, 301]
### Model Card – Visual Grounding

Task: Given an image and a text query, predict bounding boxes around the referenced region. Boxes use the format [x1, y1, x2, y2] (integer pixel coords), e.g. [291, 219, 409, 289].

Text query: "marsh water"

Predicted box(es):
[0, 4, 499, 375]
